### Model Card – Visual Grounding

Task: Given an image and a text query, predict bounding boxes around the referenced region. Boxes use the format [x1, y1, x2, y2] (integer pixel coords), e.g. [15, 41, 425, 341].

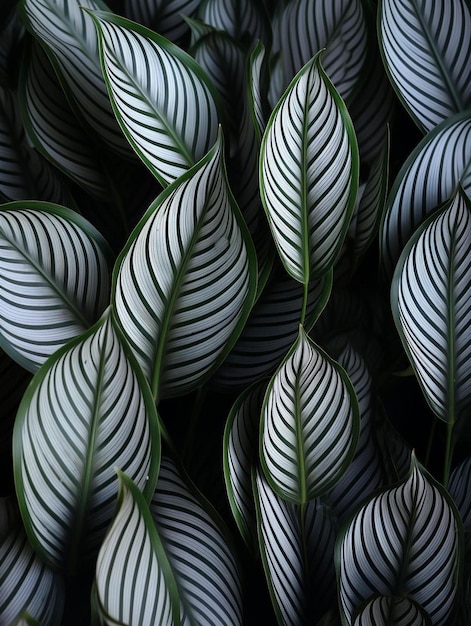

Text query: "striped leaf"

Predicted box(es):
[0, 524, 64, 625]
[13, 308, 160, 573]
[248, 40, 269, 139]
[449, 457, 471, 558]
[260, 325, 360, 504]
[380, 112, 471, 279]
[254, 465, 338, 624]
[379, 0, 471, 133]
[94, 470, 180, 626]
[0, 201, 112, 372]
[271, 0, 367, 102]
[19, 0, 134, 158]
[337, 457, 462, 625]
[112, 132, 257, 399]
[198, 0, 270, 48]
[260, 52, 359, 284]
[352, 596, 432, 625]
[150, 455, 244, 625]
[390, 188, 471, 424]
[122, 0, 200, 44]
[90, 10, 220, 186]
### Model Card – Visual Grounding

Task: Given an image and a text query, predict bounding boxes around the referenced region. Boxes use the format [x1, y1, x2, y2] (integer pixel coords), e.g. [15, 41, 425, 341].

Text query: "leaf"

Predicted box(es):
[89, 10, 220, 186]
[94, 470, 180, 626]
[379, 0, 471, 133]
[0, 524, 65, 625]
[150, 455, 244, 625]
[380, 111, 471, 279]
[13, 308, 161, 573]
[112, 131, 257, 399]
[352, 595, 432, 625]
[260, 51, 359, 284]
[337, 457, 462, 625]
[122, 0, 201, 44]
[198, 0, 270, 48]
[0, 201, 113, 371]
[260, 325, 360, 504]
[390, 188, 471, 423]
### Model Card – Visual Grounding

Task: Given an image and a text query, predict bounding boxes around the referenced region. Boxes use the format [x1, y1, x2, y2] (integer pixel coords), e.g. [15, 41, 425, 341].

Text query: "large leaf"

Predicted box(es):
[260, 51, 359, 284]
[0, 201, 113, 371]
[13, 308, 160, 573]
[260, 325, 360, 504]
[337, 457, 462, 625]
[390, 188, 471, 424]
[94, 470, 180, 626]
[122, 0, 200, 43]
[380, 112, 471, 279]
[150, 455, 244, 625]
[379, 0, 471, 133]
[112, 132, 257, 399]
[90, 10, 220, 186]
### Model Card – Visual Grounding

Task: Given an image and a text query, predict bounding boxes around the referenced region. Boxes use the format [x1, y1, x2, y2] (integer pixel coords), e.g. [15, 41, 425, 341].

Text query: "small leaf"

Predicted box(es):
[260, 325, 360, 504]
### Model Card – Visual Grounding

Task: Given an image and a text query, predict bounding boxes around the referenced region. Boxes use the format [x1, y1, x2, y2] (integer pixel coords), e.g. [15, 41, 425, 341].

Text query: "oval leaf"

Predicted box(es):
[260, 51, 359, 283]
[260, 325, 360, 504]
[0, 201, 112, 371]
[13, 308, 160, 573]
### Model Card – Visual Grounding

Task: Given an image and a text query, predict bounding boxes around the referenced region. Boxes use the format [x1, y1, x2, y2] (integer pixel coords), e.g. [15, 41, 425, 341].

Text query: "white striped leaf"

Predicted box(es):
[248, 40, 269, 139]
[337, 457, 462, 625]
[19, 0, 134, 158]
[198, 0, 269, 48]
[352, 595, 432, 625]
[0, 201, 112, 372]
[13, 308, 160, 573]
[379, 0, 471, 133]
[90, 10, 220, 186]
[112, 132, 257, 399]
[254, 465, 338, 625]
[380, 112, 471, 279]
[122, 0, 200, 44]
[260, 52, 359, 284]
[0, 525, 65, 625]
[151, 455, 244, 625]
[390, 188, 471, 423]
[260, 325, 360, 504]
[95, 470, 180, 626]
[271, 0, 367, 102]
[450, 457, 471, 533]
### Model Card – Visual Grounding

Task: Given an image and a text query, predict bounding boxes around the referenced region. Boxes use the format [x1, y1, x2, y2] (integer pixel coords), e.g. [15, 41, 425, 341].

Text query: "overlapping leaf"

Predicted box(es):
[0, 201, 112, 371]
[337, 458, 462, 625]
[198, 0, 269, 48]
[123, 0, 200, 43]
[260, 52, 358, 284]
[391, 188, 471, 423]
[113, 132, 257, 399]
[352, 595, 432, 625]
[260, 325, 359, 504]
[90, 10, 220, 186]
[379, 0, 471, 133]
[13, 308, 160, 573]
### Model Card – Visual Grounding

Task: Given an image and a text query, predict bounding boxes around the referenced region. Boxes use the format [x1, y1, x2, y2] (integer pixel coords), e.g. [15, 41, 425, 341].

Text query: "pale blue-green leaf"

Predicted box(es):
[89, 10, 220, 186]
[260, 325, 360, 504]
[391, 189, 471, 423]
[20, 39, 111, 200]
[337, 458, 462, 625]
[379, 0, 471, 133]
[151, 456, 243, 625]
[271, 0, 367, 102]
[19, 0, 133, 158]
[95, 471, 180, 626]
[122, 0, 200, 43]
[198, 0, 269, 48]
[13, 308, 160, 573]
[352, 595, 432, 625]
[213, 263, 331, 391]
[260, 52, 359, 283]
[0, 525, 65, 625]
[254, 465, 338, 625]
[113, 133, 257, 399]
[0, 201, 112, 371]
[380, 112, 471, 279]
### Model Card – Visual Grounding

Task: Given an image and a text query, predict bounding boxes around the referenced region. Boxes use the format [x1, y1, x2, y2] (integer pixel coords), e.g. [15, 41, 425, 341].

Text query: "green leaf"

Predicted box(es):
[94, 470, 180, 626]
[150, 455, 244, 625]
[260, 51, 359, 284]
[260, 325, 360, 504]
[352, 595, 432, 625]
[337, 457, 462, 625]
[378, 0, 471, 133]
[112, 131, 258, 399]
[0, 201, 113, 371]
[13, 308, 160, 573]
[89, 10, 220, 186]
[390, 188, 471, 423]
